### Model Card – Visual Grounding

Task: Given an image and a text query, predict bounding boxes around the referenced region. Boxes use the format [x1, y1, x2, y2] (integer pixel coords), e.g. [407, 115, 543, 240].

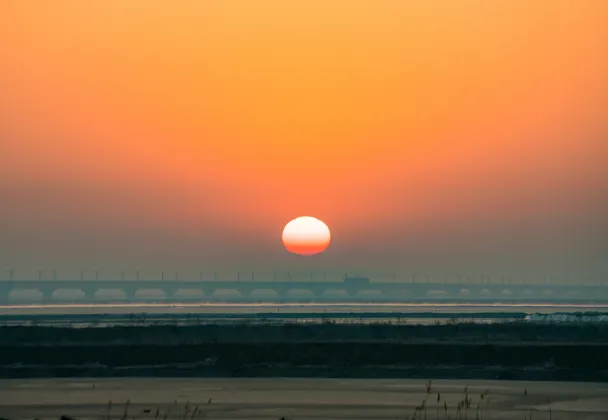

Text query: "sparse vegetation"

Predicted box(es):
[1, 323, 607, 381]
[12, 381, 565, 420]
[2, 321, 608, 346]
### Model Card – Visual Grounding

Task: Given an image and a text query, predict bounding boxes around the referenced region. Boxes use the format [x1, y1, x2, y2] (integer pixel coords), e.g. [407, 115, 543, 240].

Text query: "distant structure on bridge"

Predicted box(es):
[0, 272, 607, 304]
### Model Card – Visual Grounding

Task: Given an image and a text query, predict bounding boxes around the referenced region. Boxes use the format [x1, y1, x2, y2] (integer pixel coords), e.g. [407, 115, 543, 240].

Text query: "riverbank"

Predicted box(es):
[2, 323, 608, 381]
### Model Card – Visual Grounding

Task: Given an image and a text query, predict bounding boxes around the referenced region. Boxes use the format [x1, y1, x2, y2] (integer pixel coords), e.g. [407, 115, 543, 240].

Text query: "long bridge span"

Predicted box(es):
[1, 275, 608, 303]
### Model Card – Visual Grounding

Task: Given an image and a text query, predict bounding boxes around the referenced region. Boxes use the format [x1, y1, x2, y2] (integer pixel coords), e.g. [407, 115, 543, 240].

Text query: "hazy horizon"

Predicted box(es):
[1, 1, 607, 278]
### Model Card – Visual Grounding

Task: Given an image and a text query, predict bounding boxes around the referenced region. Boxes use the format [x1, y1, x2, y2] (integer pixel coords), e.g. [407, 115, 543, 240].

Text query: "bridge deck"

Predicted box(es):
[1, 280, 607, 303]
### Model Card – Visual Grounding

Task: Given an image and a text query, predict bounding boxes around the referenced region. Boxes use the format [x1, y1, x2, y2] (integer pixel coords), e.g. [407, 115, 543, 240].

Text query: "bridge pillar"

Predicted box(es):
[40, 287, 55, 303]
[124, 288, 137, 302]
[163, 288, 179, 302]
[82, 288, 97, 301]
[0, 285, 11, 303]
[201, 288, 216, 299]
[408, 284, 429, 300]
[274, 287, 290, 298]
[308, 286, 327, 299]
[238, 287, 254, 298]
[579, 286, 606, 301]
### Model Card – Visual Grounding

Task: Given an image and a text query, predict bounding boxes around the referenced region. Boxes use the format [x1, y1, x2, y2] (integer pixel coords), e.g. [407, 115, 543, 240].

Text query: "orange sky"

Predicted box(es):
[1, 1, 607, 278]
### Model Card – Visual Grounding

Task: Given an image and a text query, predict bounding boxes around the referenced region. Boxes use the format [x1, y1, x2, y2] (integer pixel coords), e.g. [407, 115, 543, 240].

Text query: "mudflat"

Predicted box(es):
[1, 378, 607, 420]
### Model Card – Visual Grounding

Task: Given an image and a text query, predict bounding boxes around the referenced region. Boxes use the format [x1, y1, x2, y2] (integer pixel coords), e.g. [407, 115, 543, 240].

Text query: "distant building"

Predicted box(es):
[343, 275, 370, 287]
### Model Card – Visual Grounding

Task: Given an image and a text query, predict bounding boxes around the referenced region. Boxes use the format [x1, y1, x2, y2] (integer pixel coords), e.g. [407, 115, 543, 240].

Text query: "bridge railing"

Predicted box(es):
[1, 269, 606, 285]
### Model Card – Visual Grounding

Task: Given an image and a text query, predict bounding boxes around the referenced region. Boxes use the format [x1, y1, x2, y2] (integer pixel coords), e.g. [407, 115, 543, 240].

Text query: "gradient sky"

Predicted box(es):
[1, 1, 607, 281]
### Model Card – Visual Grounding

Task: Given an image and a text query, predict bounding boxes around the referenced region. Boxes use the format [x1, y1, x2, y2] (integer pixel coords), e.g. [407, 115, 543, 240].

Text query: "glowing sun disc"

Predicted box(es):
[282, 216, 331, 256]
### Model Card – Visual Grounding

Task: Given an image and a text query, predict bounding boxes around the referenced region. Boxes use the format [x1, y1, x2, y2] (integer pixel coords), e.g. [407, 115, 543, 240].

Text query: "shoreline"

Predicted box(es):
[2, 361, 608, 382]
[3, 377, 608, 420]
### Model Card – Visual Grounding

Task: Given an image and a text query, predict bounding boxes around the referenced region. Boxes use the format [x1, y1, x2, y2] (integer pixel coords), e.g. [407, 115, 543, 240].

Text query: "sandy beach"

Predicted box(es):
[1, 378, 607, 420]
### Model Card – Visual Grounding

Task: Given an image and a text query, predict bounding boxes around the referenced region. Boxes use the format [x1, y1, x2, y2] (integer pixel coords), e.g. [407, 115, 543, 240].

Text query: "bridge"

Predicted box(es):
[1, 275, 608, 303]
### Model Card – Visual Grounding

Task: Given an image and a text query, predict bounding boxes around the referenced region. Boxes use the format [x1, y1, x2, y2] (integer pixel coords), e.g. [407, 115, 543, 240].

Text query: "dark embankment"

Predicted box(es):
[2, 322, 608, 381]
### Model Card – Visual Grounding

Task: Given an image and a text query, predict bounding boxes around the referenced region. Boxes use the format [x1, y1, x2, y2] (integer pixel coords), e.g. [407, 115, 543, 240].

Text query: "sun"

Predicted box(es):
[282, 216, 331, 256]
